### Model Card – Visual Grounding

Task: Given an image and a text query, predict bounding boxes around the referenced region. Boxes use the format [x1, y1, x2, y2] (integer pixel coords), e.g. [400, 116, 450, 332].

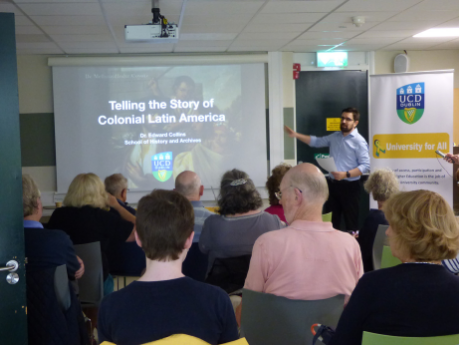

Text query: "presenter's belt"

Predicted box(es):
[326, 177, 360, 183]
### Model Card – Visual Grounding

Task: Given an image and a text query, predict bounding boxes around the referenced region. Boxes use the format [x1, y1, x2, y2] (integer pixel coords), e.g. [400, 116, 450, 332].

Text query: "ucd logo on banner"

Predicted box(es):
[152, 152, 173, 182]
[396, 82, 425, 124]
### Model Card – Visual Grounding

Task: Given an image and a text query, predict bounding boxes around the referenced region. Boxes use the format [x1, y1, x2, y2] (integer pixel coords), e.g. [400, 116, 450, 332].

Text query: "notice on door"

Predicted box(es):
[326, 118, 341, 131]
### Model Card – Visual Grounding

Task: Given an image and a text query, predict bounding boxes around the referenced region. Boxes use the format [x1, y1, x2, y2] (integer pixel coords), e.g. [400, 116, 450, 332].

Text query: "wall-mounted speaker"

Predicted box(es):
[394, 54, 410, 73]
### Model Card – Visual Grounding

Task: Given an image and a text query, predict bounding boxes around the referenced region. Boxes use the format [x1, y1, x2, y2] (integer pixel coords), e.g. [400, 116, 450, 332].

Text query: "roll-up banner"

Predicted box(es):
[370, 70, 454, 207]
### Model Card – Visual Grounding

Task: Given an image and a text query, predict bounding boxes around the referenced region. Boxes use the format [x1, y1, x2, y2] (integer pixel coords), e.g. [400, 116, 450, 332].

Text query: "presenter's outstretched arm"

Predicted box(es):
[444, 153, 459, 164]
[284, 125, 311, 145]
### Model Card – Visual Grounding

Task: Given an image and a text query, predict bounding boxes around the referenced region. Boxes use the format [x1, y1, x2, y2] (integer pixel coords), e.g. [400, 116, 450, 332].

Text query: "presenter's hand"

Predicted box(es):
[331, 171, 346, 181]
[444, 153, 459, 164]
[75, 256, 85, 279]
[284, 125, 297, 138]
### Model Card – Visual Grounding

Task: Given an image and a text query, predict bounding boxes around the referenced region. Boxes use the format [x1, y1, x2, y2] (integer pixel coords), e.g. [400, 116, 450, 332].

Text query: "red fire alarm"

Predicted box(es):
[293, 71, 299, 79]
[293, 63, 301, 72]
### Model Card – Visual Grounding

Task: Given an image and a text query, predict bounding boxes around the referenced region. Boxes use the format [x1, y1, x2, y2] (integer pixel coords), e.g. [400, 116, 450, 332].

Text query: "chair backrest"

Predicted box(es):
[106, 241, 146, 277]
[380, 246, 402, 269]
[205, 255, 252, 294]
[362, 331, 459, 344]
[54, 264, 71, 311]
[182, 242, 208, 282]
[322, 212, 332, 222]
[74, 241, 104, 307]
[372, 224, 389, 270]
[241, 289, 344, 345]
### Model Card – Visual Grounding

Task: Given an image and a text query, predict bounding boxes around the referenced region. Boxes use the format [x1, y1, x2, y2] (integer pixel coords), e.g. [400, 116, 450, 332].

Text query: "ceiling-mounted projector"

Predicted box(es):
[124, 5, 179, 43]
[125, 23, 179, 43]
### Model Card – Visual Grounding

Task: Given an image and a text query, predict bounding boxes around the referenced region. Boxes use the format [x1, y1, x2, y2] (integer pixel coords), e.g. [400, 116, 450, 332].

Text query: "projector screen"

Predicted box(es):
[53, 63, 267, 193]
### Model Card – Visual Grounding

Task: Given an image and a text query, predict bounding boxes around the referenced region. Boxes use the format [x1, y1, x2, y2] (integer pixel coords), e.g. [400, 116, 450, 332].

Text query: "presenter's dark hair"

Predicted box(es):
[342, 107, 360, 122]
[266, 163, 292, 206]
[218, 169, 262, 216]
[136, 189, 194, 261]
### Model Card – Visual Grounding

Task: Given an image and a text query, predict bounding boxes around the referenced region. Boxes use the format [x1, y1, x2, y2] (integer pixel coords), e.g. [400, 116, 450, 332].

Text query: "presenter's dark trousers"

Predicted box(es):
[324, 178, 360, 231]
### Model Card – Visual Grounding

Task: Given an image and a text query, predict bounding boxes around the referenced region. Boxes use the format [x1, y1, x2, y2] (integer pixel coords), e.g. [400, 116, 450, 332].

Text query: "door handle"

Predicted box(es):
[0, 260, 18, 272]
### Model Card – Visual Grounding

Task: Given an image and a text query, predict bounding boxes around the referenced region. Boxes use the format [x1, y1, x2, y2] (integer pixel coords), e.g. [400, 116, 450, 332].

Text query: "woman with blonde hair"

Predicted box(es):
[359, 168, 399, 271]
[329, 190, 459, 344]
[47, 173, 135, 295]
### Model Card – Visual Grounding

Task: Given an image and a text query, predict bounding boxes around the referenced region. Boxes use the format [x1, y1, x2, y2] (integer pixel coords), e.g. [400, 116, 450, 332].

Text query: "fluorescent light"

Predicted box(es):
[414, 28, 459, 37]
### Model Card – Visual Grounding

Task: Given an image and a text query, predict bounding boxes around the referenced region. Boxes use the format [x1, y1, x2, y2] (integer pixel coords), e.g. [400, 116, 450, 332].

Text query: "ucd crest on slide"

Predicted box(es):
[396, 82, 424, 124]
[152, 152, 173, 182]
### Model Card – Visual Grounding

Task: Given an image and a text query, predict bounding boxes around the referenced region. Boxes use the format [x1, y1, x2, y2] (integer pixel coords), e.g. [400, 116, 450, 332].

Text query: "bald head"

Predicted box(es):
[283, 163, 329, 206]
[175, 171, 203, 201]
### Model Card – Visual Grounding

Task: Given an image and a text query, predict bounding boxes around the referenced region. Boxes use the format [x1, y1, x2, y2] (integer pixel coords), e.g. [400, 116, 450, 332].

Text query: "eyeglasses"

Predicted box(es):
[275, 186, 303, 200]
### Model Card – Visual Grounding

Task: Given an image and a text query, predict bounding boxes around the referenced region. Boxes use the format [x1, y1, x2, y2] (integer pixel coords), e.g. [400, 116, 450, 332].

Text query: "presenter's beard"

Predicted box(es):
[341, 125, 353, 134]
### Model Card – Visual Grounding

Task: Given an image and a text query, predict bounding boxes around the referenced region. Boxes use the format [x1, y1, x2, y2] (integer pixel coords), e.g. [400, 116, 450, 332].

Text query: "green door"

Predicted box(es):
[0, 12, 28, 344]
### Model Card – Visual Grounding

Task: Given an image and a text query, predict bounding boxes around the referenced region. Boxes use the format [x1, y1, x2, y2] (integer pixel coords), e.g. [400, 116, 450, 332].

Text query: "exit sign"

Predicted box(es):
[317, 52, 348, 67]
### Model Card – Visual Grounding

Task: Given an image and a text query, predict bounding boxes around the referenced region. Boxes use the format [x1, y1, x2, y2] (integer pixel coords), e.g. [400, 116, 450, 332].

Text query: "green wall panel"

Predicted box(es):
[19, 113, 56, 167]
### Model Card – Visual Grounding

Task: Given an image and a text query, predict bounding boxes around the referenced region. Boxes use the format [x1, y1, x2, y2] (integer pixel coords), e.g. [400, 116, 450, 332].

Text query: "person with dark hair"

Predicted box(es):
[199, 169, 285, 274]
[97, 190, 239, 345]
[265, 163, 292, 223]
[284, 107, 370, 231]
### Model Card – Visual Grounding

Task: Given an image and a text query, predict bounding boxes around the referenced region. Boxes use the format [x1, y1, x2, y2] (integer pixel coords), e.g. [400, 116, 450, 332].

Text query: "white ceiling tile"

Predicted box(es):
[358, 30, 422, 38]
[381, 42, 439, 50]
[110, 15, 180, 26]
[371, 21, 443, 31]
[430, 40, 459, 49]
[50, 34, 113, 42]
[310, 21, 380, 32]
[31, 15, 107, 26]
[17, 3, 103, 16]
[16, 41, 60, 49]
[59, 41, 117, 50]
[118, 46, 174, 53]
[238, 32, 300, 40]
[16, 34, 50, 43]
[63, 47, 119, 54]
[244, 23, 312, 32]
[185, 2, 264, 15]
[389, 10, 459, 22]
[322, 12, 398, 23]
[14, 16, 34, 25]
[346, 37, 402, 45]
[435, 18, 459, 28]
[409, 0, 459, 11]
[0, 3, 23, 15]
[401, 37, 458, 44]
[41, 25, 110, 35]
[337, 0, 422, 12]
[174, 46, 228, 53]
[175, 40, 231, 47]
[297, 31, 359, 39]
[227, 46, 272, 52]
[15, 25, 42, 34]
[252, 12, 324, 24]
[292, 39, 347, 45]
[231, 39, 287, 48]
[17, 47, 63, 55]
[182, 14, 253, 26]
[180, 33, 237, 40]
[180, 24, 240, 33]
[262, 1, 345, 13]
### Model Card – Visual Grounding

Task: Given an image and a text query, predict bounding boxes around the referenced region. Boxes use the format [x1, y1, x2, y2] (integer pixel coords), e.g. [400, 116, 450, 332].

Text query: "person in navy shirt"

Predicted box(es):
[98, 190, 238, 345]
[284, 107, 370, 231]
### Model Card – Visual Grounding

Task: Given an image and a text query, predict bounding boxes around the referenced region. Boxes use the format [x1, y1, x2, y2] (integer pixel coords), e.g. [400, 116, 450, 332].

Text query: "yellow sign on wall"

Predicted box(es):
[326, 118, 341, 131]
[373, 133, 449, 159]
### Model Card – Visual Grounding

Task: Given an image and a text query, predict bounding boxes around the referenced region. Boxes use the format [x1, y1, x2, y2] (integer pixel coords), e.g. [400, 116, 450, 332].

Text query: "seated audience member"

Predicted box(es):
[47, 173, 135, 295]
[23, 174, 84, 279]
[175, 170, 213, 242]
[358, 168, 399, 272]
[23, 174, 88, 344]
[199, 169, 285, 274]
[240, 163, 362, 316]
[264, 163, 292, 223]
[329, 190, 459, 345]
[97, 190, 239, 345]
[105, 173, 136, 215]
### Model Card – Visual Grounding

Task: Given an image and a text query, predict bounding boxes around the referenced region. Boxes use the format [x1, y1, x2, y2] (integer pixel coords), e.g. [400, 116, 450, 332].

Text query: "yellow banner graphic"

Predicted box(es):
[373, 133, 449, 159]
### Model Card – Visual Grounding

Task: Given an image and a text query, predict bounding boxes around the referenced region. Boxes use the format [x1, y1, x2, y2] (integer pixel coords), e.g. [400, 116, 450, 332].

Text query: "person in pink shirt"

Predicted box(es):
[264, 163, 292, 223]
[236, 163, 363, 323]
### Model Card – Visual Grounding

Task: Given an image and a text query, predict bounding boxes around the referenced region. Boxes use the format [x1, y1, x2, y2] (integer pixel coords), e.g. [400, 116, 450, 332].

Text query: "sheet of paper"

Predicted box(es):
[316, 156, 337, 173]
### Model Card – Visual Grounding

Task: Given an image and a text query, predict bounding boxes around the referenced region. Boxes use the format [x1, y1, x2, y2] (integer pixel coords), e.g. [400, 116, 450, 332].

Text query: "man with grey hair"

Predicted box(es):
[175, 170, 213, 242]
[105, 173, 136, 215]
[238, 163, 362, 319]
[23, 174, 84, 279]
